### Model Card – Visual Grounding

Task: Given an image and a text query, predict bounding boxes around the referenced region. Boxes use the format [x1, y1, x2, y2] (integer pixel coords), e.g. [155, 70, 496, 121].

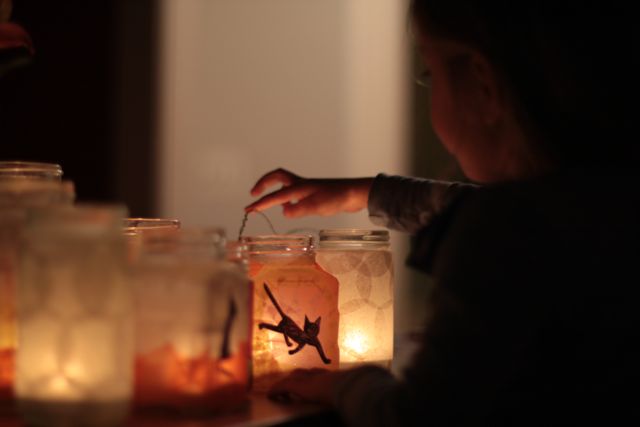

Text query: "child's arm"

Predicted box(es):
[245, 168, 373, 217]
[368, 173, 477, 233]
[245, 169, 476, 233]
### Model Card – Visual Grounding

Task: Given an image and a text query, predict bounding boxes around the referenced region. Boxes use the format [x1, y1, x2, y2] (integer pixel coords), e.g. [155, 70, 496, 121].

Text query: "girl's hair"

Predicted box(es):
[411, 1, 638, 167]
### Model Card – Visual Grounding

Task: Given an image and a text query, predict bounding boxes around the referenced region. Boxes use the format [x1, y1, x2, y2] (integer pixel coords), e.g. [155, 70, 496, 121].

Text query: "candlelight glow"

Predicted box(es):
[49, 376, 71, 394]
[343, 331, 369, 355]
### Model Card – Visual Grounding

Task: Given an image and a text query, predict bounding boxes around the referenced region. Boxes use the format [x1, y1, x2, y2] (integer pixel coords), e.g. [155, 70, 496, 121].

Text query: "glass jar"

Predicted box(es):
[0, 162, 75, 401]
[15, 204, 132, 427]
[0, 161, 63, 181]
[225, 240, 249, 272]
[316, 229, 394, 369]
[241, 235, 340, 391]
[133, 228, 251, 413]
[122, 218, 181, 263]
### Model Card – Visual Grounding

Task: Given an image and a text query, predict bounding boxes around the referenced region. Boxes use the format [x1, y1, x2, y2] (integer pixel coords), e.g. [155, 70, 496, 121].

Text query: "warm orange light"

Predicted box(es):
[135, 342, 249, 412]
[343, 330, 369, 356]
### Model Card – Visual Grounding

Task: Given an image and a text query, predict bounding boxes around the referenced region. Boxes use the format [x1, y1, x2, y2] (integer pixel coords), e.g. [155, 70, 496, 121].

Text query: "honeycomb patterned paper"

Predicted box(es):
[316, 249, 394, 368]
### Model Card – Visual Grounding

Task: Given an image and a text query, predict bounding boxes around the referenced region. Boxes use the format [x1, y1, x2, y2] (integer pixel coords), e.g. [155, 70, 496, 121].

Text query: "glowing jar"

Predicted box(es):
[0, 161, 75, 401]
[16, 204, 132, 427]
[241, 235, 340, 391]
[316, 229, 394, 369]
[133, 228, 250, 413]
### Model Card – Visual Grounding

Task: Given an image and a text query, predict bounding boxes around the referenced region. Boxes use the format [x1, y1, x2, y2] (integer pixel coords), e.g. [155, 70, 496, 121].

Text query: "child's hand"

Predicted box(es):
[245, 168, 373, 218]
[268, 368, 344, 405]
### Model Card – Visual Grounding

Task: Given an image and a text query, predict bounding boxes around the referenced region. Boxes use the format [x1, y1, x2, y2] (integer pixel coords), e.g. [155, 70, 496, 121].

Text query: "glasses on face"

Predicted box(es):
[415, 70, 432, 88]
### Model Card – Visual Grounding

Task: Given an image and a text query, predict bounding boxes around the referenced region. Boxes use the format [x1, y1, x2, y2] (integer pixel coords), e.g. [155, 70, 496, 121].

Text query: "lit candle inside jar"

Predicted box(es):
[343, 330, 370, 358]
[242, 235, 340, 392]
[1, 161, 75, 401]
[316, 229, 395, 369]
[133, 228, 251, 413]
[15, 204, 133, 427]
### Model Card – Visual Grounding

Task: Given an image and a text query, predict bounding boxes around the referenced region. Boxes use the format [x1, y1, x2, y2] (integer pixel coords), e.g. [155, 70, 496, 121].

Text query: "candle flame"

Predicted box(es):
[343, 331, 369, 355]
[50, 375, 71, 393]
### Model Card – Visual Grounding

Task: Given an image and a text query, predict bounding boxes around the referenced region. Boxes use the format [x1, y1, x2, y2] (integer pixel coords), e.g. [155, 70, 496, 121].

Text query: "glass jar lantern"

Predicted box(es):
[133, 228, 251, 413]
[0, 161, 75, 401]
[316, 229, 394, 369]
[241, 235, 340, 391]
[16, 204, 132, 427]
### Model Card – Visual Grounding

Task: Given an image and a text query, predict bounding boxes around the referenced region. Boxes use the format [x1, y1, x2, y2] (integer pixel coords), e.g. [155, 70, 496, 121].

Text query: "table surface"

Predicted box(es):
[0, 393, 327, 427]
[0, 333, 422, 426]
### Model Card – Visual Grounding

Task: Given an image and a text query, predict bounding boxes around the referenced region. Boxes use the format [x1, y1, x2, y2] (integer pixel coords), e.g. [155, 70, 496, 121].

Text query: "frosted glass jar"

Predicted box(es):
[133, 228, 251, 413]
[16, 204, 132, 427]
[316, 229, 394, 369]
[241, 235, 339, 391]
[0, 162, 75, 400]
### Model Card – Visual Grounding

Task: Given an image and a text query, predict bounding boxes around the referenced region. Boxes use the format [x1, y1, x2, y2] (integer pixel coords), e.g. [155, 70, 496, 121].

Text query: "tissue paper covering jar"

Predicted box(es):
[133, 228, 250, 413]
[16, 204, 132, 427]
[241, 235, 339, 392]
[316, 229, 394, 369]
[1, 161, 74, 401]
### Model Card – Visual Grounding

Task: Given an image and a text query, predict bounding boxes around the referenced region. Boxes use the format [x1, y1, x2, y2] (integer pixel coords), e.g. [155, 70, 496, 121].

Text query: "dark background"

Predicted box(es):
[0, 0, 157, 216]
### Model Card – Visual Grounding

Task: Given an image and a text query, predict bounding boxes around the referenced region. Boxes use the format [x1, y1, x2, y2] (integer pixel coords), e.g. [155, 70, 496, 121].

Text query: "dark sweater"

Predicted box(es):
[334, 169, 640, 426]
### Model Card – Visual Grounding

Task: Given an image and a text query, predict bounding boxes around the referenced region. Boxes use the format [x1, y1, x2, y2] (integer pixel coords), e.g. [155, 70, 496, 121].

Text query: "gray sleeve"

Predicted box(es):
[367, 173, 476, 233]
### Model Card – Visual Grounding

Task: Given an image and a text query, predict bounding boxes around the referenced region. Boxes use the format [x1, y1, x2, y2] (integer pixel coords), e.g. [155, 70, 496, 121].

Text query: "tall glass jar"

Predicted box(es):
[241, 235, 340, 391]
[133, 228, 251, 413]
[315, 229, 394, 369]
[0, 161, 75, 401]
[16, 204, 132, 427]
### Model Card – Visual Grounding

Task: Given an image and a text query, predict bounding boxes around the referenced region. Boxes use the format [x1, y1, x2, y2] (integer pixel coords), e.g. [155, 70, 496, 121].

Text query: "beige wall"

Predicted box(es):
[156, 0, 416, 332]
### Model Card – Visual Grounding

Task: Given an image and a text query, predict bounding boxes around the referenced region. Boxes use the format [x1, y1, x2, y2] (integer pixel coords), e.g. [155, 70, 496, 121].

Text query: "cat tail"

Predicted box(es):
[263, 283, 286, 318]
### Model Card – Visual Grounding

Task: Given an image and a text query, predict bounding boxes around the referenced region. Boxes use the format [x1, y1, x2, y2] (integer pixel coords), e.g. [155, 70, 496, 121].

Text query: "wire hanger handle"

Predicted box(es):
[237, 211, 278, 240]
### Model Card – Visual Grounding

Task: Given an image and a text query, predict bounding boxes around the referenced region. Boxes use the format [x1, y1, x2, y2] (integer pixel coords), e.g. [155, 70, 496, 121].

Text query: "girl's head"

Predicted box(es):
[411, 1, 638, 183]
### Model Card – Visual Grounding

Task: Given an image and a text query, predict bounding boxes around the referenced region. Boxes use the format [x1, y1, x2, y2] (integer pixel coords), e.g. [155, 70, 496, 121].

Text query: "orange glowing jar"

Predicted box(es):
[133, 228, 251, 413]
[241, 235, 339, 391]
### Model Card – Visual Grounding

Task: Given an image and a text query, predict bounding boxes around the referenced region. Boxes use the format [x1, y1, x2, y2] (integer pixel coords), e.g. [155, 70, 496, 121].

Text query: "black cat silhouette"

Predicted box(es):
[258, 283, 331, 364]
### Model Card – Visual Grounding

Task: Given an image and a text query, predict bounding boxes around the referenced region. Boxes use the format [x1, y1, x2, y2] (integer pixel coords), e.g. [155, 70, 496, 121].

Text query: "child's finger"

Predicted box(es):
[245, 185, 314, 213]
[250, 168, 299, 196]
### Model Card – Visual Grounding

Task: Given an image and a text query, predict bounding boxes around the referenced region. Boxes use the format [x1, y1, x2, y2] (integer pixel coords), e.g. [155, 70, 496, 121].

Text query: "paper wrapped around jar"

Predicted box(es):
[15, 204, 132, 427]
[0, 161, 75, 402]
[315, 229, 394, 369]
[241, 235, 340, 392]
[132, 228, 251, 413]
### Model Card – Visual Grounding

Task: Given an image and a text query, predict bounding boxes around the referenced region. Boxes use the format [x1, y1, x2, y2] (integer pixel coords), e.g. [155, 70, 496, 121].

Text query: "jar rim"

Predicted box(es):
[240, 234, 313, 254]
[0, 161, 63, 180]
[319, 228, 389, 242]
[123, 217, 181, 234]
